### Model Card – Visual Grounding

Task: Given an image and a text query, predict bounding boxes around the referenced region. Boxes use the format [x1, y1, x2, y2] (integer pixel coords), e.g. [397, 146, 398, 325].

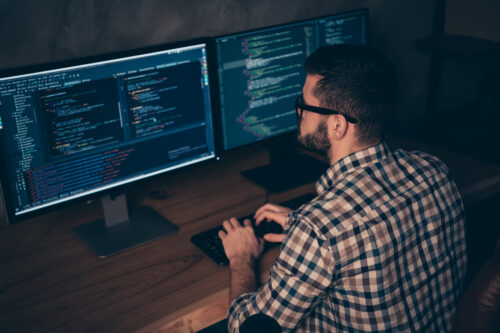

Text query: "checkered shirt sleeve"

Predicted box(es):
[228, 212, 334, 332]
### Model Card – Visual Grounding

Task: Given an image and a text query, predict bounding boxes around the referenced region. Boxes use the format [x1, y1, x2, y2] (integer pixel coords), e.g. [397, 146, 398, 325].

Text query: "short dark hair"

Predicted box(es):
[304, 45, 397, 145]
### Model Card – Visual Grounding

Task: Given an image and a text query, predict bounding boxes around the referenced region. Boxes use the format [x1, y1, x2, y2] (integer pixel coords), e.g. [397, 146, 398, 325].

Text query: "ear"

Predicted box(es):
[327, 114, 348, 140]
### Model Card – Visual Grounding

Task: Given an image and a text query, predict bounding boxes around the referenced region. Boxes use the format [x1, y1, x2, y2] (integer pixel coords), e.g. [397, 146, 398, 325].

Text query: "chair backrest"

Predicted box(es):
[451, 236, 500, 333]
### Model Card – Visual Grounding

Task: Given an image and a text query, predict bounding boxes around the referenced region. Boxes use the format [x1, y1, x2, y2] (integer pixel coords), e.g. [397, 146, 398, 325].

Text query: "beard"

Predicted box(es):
[297, 118, 331, 155]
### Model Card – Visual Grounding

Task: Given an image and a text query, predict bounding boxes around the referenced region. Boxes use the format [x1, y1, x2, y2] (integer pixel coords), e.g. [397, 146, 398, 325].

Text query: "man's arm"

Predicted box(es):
[218, 217, 264, 302]
[221, 204, 291, 302]
[225, 215, 334, 332]
[229, 256, 257, 303]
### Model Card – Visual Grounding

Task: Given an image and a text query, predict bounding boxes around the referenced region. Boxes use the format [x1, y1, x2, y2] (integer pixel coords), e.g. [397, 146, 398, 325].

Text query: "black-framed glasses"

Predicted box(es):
[295, 95, 358, 124]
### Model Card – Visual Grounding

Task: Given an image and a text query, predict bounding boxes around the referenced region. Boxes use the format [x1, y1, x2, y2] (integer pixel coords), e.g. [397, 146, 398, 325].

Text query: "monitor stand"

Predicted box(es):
[241, 138, 329, 193]
[73, 193, 178, 258]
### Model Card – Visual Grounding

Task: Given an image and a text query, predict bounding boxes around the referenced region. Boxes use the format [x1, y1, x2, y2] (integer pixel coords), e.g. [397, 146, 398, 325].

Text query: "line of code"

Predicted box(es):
[24, 148, 133, 203]
[39, 78, 123, 157]
[125, 61, 205, 139]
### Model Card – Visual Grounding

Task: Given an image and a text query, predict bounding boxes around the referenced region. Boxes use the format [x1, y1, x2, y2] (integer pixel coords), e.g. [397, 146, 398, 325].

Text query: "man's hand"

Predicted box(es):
[218, 217, 264, 262]
[219, 218, 264, 302]
[254, 203, 292, 243]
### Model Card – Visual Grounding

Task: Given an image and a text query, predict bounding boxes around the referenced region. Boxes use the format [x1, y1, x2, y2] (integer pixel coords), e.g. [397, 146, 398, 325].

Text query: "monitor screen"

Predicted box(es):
[216, 9, 368, 150]
[0, 40, 216, 222]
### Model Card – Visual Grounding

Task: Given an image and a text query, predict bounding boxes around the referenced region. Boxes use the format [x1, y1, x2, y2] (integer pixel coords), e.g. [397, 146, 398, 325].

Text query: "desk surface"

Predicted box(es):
[1, 135, 500, 332]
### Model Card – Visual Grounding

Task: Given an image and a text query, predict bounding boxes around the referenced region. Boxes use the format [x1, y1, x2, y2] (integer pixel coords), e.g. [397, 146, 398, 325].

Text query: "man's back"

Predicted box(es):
[228, 142, 467, 332]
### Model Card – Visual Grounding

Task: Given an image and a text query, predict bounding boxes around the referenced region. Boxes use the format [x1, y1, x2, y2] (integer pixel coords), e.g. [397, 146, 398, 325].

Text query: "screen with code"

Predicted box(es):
[216, 9, 367, 150]
[0, 42, 215, 218]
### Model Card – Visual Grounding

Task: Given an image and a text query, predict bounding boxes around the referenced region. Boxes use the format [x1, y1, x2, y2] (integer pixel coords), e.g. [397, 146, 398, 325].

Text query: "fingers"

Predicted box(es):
[255, 203, 287, 217]
[218, 230, 226, 240]
[229, 217, 240, 228]
[257, 236, 265, 251]
[222, 219, 233, 232]
[254, 203, 270, 217]
[218, 218, 264, 261]
[254, 203, 291, 226]
[219, 219, 250, 240]
[254, 203, 274, 219]
[222, 217, 241, 232]
[255, 210, 287, 227]
[263, 233, 284, 243]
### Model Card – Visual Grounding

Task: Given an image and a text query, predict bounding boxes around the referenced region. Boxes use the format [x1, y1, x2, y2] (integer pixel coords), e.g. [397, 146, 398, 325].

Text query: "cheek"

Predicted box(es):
[300, 115, 320, 134]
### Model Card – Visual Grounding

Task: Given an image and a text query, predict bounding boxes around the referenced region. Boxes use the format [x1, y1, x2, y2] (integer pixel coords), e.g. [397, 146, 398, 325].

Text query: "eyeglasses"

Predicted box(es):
[295, 95, 358, 124]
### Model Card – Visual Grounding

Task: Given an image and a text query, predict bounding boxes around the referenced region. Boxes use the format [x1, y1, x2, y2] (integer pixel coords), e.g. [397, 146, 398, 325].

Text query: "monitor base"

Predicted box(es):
[241, 153, 328, 193]
[73, 205, 178, 258]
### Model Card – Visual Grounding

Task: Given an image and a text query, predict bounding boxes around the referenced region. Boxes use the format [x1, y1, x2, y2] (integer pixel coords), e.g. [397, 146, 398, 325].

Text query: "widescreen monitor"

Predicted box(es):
[0, 39, 216, 256]
[214, 9, 368, 192]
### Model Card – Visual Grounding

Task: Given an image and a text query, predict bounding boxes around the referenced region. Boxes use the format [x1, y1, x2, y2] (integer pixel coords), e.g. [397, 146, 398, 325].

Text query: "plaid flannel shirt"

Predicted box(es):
[228, 142, 467, 332]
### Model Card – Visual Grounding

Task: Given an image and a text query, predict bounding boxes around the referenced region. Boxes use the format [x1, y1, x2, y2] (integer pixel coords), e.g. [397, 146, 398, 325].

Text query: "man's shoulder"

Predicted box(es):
[392, 148, 450, 177]
[297, 148, 455, 236]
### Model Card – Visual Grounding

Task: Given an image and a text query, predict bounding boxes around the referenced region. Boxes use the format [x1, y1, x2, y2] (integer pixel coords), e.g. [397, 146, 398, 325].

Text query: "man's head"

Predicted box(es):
[297, 45, 397, 158]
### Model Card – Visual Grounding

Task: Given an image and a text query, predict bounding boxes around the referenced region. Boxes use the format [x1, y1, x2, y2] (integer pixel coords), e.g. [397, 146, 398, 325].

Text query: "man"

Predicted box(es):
[219, 45, 467, 332]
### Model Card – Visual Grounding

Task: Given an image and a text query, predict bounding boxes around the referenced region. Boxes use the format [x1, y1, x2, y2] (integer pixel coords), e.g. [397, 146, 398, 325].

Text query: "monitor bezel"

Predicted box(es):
[211, 8, 369, 153]
[0, 37, 221, 224]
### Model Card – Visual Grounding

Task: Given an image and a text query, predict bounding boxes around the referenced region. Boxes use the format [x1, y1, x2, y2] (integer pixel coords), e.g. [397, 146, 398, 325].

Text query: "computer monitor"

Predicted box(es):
[215, 9, 368, 192]
[0, 39, 217, 257]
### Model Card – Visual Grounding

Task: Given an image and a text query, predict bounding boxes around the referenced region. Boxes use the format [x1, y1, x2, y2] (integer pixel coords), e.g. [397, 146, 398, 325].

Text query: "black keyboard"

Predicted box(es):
[191, 193, 316, 266]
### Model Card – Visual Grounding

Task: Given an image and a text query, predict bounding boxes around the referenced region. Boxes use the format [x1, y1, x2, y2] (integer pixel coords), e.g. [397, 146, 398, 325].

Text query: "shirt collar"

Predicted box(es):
[315, 141, 391, 194]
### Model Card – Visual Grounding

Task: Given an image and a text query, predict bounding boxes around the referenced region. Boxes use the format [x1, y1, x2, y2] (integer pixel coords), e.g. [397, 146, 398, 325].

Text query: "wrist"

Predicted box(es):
[229, 255, 258, 302]
[229, 255, 256, 268]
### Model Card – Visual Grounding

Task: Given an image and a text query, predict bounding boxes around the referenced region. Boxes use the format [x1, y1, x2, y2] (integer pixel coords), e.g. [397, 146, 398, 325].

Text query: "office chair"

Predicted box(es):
[451, 236, 500, 333]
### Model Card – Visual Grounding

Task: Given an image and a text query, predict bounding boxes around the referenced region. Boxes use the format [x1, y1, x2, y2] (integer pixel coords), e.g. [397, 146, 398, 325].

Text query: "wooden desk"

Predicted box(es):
[1, 135, 499, 332]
